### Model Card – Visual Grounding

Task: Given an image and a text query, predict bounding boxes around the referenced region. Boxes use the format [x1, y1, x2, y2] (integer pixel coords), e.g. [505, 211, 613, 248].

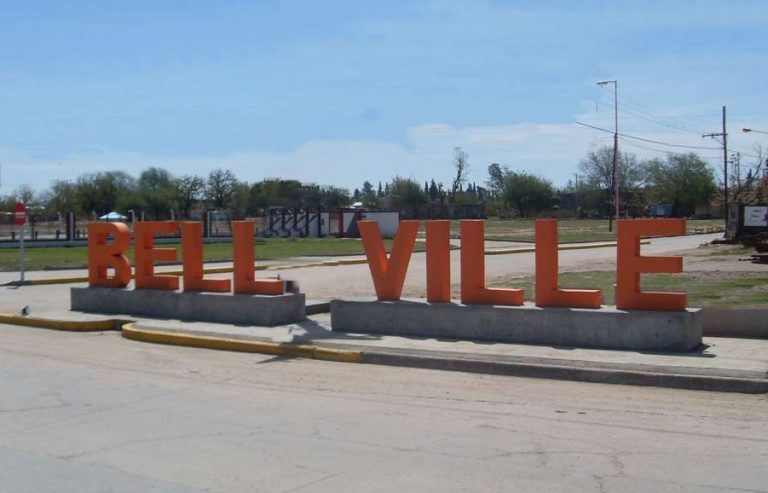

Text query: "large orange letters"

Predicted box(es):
[134, 221, 179, 290]
[181, 222, 231, 292]
[426, 220, 451, 302]
[535, 219, 601, 308]
[359, 220, 419, 301]
[87, 222, 131, 288]
[460, 220, 523, 305]
[232, 221, 284, 295]
[85, 218, 691, 312]
[616, 219, 686, 311]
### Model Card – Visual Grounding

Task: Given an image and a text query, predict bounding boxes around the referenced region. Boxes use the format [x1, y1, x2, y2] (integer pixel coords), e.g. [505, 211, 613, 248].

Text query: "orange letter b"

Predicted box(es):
[87, 222, 131, 288]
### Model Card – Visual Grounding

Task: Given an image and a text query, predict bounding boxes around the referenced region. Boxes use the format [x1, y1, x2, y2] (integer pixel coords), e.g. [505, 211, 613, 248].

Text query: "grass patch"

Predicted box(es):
[700, 244, 754, 257]
[0, 238, 425, 272]
[448, 218, 723, 242]
[492, 270, 768, 309]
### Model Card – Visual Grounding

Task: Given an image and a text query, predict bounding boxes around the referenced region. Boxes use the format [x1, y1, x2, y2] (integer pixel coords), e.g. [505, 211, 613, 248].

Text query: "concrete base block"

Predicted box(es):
[331, 299, 702, 351]
[71, 287, 305, 326]
[701, 308, 768, 338]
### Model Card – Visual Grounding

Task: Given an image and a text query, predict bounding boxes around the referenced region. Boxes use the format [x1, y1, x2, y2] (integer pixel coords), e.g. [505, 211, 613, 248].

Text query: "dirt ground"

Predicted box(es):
[567, 242, 765, 276]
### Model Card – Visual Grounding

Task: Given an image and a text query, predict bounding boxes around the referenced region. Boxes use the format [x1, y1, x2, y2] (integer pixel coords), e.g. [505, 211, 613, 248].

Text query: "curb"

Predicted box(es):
[120, 323, 362, 363]
[1, 313, 764, 393]
[358, 349, 768, 394]
[306, 301, 331, 315]
[0, 312, 122, 331]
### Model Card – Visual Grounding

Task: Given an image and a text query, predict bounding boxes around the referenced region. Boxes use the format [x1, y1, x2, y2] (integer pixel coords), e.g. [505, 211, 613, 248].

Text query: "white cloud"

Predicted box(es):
[3, 113, 767, 196]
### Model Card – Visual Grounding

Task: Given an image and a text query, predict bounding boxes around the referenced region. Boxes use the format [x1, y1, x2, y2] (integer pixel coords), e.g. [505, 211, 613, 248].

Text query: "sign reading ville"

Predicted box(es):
[87, 218, 687, 312]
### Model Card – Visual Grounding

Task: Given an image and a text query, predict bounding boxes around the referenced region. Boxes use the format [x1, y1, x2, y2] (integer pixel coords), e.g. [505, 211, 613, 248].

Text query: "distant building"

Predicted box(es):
[649, 203, 672, 217]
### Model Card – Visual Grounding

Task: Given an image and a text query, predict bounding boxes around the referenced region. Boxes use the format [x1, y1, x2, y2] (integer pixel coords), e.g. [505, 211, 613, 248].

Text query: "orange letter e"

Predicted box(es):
[134, 221, 179, 290]
[616, 219, 686, 311]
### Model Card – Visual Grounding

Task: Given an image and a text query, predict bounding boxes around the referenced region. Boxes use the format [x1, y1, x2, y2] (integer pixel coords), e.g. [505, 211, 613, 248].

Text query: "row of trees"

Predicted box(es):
[1, 145, 723, 221]
[1, 168, 351, 220]
[481, 147, 719, 218]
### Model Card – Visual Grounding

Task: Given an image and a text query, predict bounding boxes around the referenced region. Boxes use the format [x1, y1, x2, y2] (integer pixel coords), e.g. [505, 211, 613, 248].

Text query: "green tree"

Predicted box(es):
[138, 167, 177, 219]
[249, 179, 304, 209]
[175, 175, 205, 219]
[388, 176, 428, 210]
[76, 171, 136, 217]
[360, 181, 378, 208]
[205, 169, 239, 209]
[428, 179, 439, 201]
[45, 180, 79, 214]
[318, 186, 350, 208]
[501, 171, 555, 217]
[229, 181, 251, 218]
[644, 153, 716, 217]
[487, 162, 504, 200]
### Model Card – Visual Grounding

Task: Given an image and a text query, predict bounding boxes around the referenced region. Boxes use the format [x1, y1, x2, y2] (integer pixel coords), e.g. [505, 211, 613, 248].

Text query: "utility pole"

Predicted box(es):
[597, 79, 619, 232]
[703, 105, 728, 238]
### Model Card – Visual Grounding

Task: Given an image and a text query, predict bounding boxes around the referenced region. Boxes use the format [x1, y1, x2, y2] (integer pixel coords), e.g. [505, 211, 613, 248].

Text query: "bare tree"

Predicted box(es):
[731, 145, 768, 205]
[450, 147, 469, 204]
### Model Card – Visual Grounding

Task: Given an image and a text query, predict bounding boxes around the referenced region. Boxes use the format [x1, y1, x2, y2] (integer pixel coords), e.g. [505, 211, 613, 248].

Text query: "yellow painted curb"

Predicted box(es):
[0, 312, 121, 331]
[484, 239, 650, 256]
[334, 258, 369, 266]
[121, 323, 363, 363]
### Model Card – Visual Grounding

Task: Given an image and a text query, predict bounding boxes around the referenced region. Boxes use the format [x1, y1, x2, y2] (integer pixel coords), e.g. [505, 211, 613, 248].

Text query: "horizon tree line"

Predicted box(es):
[0, 145, 738, 221]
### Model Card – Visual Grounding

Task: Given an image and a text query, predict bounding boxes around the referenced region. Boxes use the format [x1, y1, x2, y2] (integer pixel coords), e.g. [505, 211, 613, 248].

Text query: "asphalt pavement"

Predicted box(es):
[2, 323, 767, 493]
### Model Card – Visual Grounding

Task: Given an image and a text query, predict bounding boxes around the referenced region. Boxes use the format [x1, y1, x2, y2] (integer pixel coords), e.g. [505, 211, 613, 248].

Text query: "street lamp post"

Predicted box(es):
[597, 79, 619, 232]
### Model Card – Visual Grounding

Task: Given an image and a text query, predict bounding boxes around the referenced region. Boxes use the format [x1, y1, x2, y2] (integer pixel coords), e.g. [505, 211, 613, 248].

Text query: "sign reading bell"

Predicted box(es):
[87, 218, 688, 312]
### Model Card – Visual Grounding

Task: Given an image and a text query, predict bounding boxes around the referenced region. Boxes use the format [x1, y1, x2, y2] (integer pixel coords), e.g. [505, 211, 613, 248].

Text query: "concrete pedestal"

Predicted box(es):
[331, 298, 702, 351]
[71, 287, 305, 326]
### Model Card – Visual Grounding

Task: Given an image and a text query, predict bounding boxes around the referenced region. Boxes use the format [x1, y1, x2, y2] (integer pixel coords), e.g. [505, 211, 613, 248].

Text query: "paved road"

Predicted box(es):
[1, 323, 766, 493]
[287, 233, 721, 300]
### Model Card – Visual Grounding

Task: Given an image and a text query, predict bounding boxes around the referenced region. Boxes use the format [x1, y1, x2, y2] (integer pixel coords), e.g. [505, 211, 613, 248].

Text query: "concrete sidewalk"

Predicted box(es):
[7, 304, 767, 394]
[125, 312, 768, 393]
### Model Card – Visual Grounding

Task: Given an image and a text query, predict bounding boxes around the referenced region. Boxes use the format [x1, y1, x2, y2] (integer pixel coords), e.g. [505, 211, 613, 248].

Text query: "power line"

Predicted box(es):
[594, 92, 710, 136]
[620, 94, 705, 132]
[595, 89, 700, 134]
[574, 121, 722, 150]
[619, 139, 721, 160]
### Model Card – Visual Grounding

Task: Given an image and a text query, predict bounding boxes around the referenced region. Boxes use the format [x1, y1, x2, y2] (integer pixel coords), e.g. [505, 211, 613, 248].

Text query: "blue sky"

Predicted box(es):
[2, 0, 767, 193]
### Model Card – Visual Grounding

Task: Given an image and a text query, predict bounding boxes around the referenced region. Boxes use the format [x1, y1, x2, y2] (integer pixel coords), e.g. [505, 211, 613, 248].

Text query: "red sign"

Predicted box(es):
[14, 202, 26, 225]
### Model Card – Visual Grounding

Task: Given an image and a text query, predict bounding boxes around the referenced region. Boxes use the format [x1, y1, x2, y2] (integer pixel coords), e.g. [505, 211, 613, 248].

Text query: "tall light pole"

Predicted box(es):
[703, 106, 728, 238]
[597, 79, 619, 232]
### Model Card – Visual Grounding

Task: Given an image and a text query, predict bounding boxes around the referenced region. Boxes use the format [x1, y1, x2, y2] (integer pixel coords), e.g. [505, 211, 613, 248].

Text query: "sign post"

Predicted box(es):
[14, 202, 26, 282]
